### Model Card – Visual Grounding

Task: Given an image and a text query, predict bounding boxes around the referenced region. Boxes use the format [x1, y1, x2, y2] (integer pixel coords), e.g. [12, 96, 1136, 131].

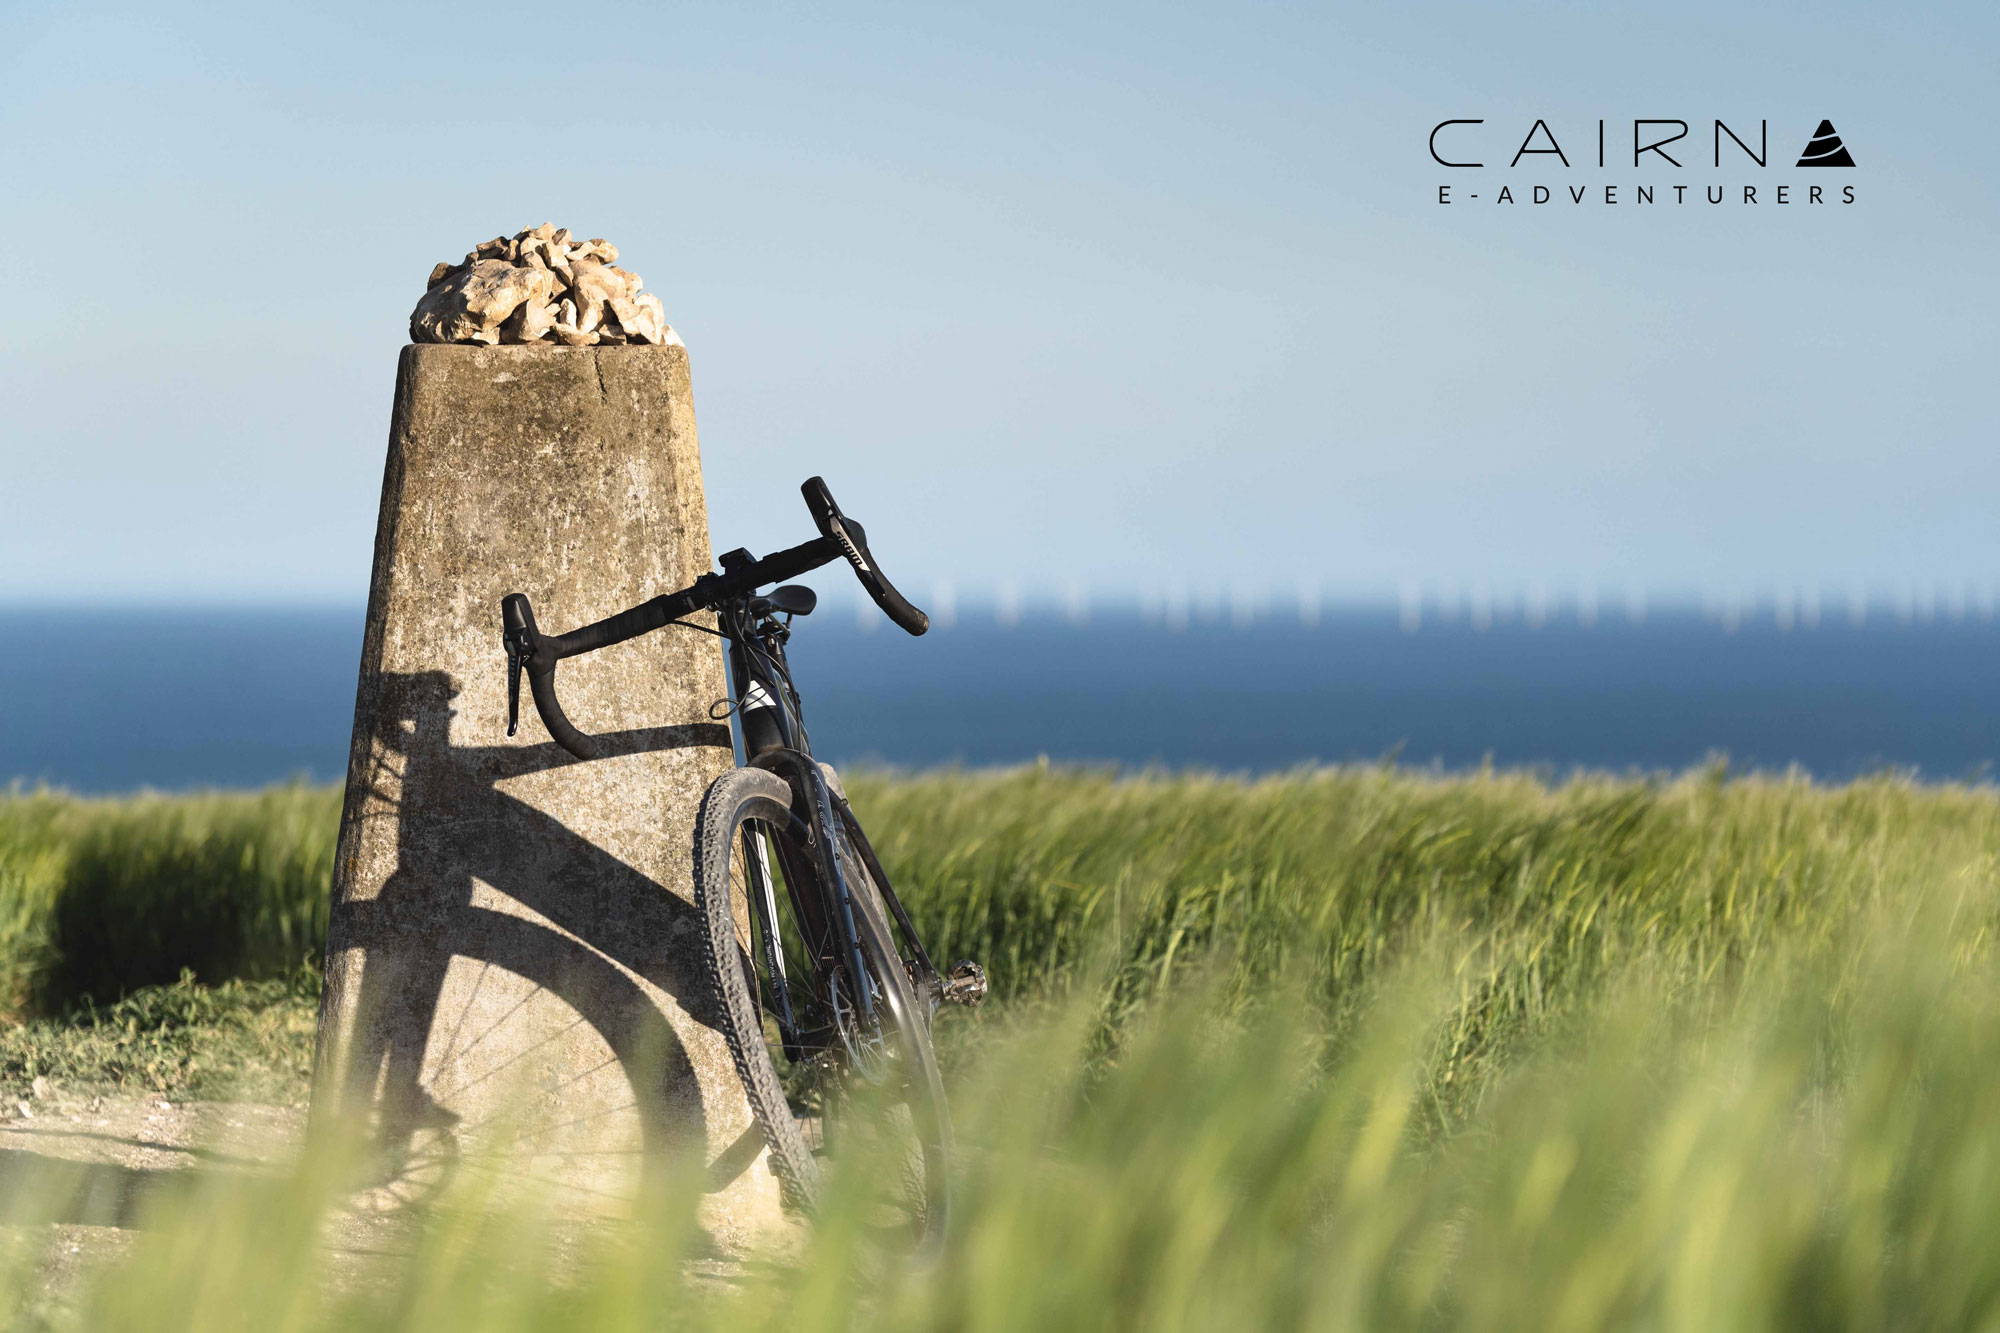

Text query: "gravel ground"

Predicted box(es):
[1, 1093, 306, 1309]
[0, 1088, 784, 1318]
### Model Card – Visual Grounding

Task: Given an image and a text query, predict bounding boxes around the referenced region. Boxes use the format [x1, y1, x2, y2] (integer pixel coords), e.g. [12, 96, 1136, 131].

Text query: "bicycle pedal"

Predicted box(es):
[941, 960, 988, 1007]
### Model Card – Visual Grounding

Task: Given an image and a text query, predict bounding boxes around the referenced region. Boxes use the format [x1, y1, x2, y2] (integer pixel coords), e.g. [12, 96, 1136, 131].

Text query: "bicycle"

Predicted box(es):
[500, 477, 985, 1242]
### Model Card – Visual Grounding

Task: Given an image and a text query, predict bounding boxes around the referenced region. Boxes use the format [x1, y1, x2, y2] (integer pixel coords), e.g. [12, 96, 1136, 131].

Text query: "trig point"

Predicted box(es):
[313, 226, 782, 1241]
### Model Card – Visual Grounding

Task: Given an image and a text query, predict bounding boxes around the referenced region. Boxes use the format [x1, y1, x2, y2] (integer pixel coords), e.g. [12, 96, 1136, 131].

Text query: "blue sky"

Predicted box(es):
[3, 1, 1994, 605]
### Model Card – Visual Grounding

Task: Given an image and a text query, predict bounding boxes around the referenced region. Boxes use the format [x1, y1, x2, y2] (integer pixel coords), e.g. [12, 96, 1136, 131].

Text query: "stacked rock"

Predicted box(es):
[409, 224, 677, 348]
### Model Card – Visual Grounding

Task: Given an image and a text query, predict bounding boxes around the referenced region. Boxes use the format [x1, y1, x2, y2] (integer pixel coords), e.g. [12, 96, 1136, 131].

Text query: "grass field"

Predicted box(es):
[4, 766, 1999, 1328]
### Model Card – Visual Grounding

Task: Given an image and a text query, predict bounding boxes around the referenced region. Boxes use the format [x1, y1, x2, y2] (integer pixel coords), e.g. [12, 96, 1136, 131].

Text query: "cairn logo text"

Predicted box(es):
[1431, 119, 1857, 207]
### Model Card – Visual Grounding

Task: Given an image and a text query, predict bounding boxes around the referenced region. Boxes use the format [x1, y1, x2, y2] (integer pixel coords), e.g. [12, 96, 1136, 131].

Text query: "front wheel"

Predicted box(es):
[692, 765, 950, 1242]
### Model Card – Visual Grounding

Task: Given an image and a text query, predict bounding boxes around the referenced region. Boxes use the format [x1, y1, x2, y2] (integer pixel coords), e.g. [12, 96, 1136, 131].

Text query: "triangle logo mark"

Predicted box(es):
[1796, 119, 1856, 167]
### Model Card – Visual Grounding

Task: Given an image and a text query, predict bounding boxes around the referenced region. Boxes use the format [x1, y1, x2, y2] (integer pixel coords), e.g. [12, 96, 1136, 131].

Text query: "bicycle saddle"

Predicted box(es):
[751, 584, 817, 618]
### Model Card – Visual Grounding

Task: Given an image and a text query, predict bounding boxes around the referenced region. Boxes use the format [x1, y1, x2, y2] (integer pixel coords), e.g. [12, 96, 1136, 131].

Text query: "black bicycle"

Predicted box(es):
[500, 477, 984, 1242]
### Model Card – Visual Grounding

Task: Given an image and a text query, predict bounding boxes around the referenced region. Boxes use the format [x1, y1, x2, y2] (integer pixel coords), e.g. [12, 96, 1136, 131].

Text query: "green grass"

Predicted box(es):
[3, 766, 2000, 1327]
[0, 783, 336, 1017]
[0, 970, 318, 1104]
[854, 764, 2000, 1113]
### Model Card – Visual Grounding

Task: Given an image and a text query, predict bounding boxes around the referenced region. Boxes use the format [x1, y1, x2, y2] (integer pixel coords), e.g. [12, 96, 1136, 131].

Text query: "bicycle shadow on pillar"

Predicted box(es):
[317, 669, 738, 1213]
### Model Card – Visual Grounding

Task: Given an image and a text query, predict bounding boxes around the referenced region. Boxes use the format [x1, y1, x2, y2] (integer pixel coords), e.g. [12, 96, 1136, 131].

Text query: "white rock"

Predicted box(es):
[410, 260, 556, 344]
[567, 260, 634, 336]
[608, 291, 669, 345]
[504, 295, 558, 343]
[412, 230, 667, 347]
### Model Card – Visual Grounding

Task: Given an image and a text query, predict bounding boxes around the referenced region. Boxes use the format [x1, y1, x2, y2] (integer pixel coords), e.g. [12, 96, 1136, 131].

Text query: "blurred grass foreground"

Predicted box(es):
[4, 766, 2000, 1328]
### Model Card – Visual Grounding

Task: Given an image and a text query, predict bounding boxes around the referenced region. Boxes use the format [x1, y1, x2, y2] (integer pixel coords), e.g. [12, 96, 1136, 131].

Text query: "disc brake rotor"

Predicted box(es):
[828, 968, 897, 1084]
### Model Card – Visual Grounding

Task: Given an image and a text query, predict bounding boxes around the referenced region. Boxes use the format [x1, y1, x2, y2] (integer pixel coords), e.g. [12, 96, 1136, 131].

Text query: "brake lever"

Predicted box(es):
[504, 630, 526, 737]
[827, 515, 872, 574]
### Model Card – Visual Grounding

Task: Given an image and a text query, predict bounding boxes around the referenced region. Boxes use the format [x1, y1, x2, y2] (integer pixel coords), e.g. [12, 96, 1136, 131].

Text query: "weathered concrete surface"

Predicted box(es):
[313, 344, 782, 1241]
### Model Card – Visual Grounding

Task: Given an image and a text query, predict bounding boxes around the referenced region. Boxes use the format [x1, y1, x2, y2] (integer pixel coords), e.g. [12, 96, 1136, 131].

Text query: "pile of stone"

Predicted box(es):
[409, 224, 677, 347]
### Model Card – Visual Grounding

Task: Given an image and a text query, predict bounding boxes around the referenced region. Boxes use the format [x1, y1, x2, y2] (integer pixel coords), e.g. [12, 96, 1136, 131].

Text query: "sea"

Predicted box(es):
[1, 603, 1995, 794]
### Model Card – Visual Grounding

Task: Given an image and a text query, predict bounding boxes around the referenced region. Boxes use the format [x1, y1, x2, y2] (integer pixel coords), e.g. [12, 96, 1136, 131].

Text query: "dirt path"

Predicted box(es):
[1, 1093, 307, 1304]
[0, 1090, 776, 1312]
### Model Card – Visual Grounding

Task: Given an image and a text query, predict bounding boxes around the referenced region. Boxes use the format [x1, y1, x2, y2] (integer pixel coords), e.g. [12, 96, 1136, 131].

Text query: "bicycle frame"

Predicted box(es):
[502, 479, 973, 1235]
[716, 595, 938, 1061]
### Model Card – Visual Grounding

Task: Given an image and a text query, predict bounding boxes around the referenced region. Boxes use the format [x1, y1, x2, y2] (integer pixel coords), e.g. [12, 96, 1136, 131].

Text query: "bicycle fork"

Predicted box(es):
[741, 826, 806, 1058]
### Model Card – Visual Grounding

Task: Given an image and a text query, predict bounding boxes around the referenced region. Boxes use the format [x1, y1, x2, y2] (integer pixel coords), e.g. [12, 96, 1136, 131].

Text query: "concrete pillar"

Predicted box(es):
[313, 344, 781, 1241]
